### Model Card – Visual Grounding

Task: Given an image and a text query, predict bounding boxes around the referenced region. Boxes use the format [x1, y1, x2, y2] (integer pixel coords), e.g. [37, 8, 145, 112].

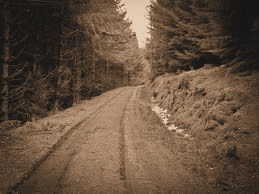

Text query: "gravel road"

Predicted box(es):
[15, 86, 207, 193]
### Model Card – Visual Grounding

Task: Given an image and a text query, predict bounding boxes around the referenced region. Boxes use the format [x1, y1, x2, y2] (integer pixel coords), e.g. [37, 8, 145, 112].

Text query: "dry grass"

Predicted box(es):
[150, 66, 259, 192]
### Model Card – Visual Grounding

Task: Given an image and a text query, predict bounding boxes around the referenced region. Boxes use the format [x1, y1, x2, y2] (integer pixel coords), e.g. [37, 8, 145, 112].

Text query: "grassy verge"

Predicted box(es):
[149, 65, 258, 192]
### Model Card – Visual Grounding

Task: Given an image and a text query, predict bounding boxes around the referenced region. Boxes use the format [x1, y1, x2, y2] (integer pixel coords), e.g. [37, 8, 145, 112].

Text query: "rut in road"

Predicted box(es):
[12, 87, 131, 193]
[118, 88, 134, 185]
[119, 97, 127, 182]
[56, 87, 135, 193]
[13, 86, 207, 193]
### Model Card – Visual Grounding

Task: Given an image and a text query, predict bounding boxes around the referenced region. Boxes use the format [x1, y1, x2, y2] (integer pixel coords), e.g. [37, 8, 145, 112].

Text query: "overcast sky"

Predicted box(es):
[122, 0, 150, 48]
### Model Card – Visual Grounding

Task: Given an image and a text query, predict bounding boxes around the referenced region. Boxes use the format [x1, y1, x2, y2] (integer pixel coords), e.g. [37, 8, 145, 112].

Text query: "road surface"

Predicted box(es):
[15, 86, 207, 193]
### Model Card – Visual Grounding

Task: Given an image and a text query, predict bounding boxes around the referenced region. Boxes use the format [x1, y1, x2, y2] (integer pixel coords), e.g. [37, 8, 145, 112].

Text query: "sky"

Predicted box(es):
[122, 0, 150, 48]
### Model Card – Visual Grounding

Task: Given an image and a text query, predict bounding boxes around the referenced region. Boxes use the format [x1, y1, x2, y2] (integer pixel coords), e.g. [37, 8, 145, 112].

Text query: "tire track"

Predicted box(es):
[8, 87, 127, 193]
[54, 125, 104, 193]
[119, 88, 135, 190]
[119, 106, 127, 181]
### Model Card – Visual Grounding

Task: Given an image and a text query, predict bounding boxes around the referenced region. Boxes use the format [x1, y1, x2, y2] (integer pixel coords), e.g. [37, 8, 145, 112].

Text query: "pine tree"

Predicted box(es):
[0, 0, 145, 123]
[146, 0, 259, 79]
[0, 1, 9, 121]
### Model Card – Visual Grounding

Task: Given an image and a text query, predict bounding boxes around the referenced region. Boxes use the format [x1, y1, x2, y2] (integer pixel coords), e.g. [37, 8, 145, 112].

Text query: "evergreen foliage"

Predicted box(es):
[0, 0, 145, 122]
[146, 0, 259, 80]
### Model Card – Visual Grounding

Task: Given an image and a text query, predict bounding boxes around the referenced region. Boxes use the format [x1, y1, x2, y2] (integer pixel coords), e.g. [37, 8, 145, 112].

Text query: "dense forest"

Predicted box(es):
[2, 0, 258, 124]
[0, 0, 258, 193]
[0, 0, 147, 123]
[146, 0, 259, 80]
[146, 0, 259, 191]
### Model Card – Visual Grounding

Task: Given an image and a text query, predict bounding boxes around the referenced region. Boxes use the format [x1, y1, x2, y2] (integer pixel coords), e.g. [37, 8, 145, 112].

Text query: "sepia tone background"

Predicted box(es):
[0, 0, 258, 193]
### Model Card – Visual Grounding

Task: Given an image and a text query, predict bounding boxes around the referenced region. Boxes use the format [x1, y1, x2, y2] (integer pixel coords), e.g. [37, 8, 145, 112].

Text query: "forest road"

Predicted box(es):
[15, 86, 206, 194]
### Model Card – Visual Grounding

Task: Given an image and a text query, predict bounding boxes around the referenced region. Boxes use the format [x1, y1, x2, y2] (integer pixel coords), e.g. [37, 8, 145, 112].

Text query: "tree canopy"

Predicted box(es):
[0, 0, 146, 122]
[146, 0, 259, 80]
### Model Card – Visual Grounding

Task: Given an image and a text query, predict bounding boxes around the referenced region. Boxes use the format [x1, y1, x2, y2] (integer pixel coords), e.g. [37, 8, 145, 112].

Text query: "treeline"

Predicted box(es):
[146, 0, 259, 80]
[0, 0, 145, 123]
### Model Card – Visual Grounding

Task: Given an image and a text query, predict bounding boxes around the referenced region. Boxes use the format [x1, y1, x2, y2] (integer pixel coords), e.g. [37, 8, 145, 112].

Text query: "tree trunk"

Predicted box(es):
[0, 5, 9, 122]
[105, 59, 109, 87]
[53, 0, 64, 114]
[112, 67, 115, 88]
[74, 67, 81, 104]
[32, 21, 40, 77]
[105, 59, 109, 78]
[92, 53, 95, 81]
[73, 40, 81, 105]
[120, 65, 123, 86]
[128, 71, 130, 86]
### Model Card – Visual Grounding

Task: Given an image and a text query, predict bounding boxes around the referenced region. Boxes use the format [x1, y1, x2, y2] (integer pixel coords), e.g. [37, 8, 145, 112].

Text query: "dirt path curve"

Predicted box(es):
[15, 86, 206, 193]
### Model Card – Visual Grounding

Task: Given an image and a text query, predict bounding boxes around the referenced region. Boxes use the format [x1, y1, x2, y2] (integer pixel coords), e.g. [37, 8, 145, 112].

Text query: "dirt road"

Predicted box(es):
[15, 86, 207, 193]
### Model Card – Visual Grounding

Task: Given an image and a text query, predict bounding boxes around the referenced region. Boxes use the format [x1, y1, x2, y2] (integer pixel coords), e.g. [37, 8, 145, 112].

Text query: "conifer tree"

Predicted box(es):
[0, 0, 9, 121]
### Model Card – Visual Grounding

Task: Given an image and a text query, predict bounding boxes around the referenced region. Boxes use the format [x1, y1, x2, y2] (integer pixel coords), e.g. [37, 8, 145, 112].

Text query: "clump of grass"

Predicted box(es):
[0, 120, 22, 131]
[226, 145, 239, 160]
[150, 66, 258, 192]
[153, 91, 158, 98]
[205, 120, 218, 131]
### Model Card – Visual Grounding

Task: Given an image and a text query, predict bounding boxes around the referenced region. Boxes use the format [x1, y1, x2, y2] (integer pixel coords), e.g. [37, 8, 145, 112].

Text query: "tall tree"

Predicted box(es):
[52, 0, 64, 114]
[146, 0, 258, 80]
[0, 0, 145, 123]
[0, 1, 9, 121]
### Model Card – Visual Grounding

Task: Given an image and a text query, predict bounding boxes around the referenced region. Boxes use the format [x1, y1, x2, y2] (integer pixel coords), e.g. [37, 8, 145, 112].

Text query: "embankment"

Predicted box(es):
[150, 65, 258, 192]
